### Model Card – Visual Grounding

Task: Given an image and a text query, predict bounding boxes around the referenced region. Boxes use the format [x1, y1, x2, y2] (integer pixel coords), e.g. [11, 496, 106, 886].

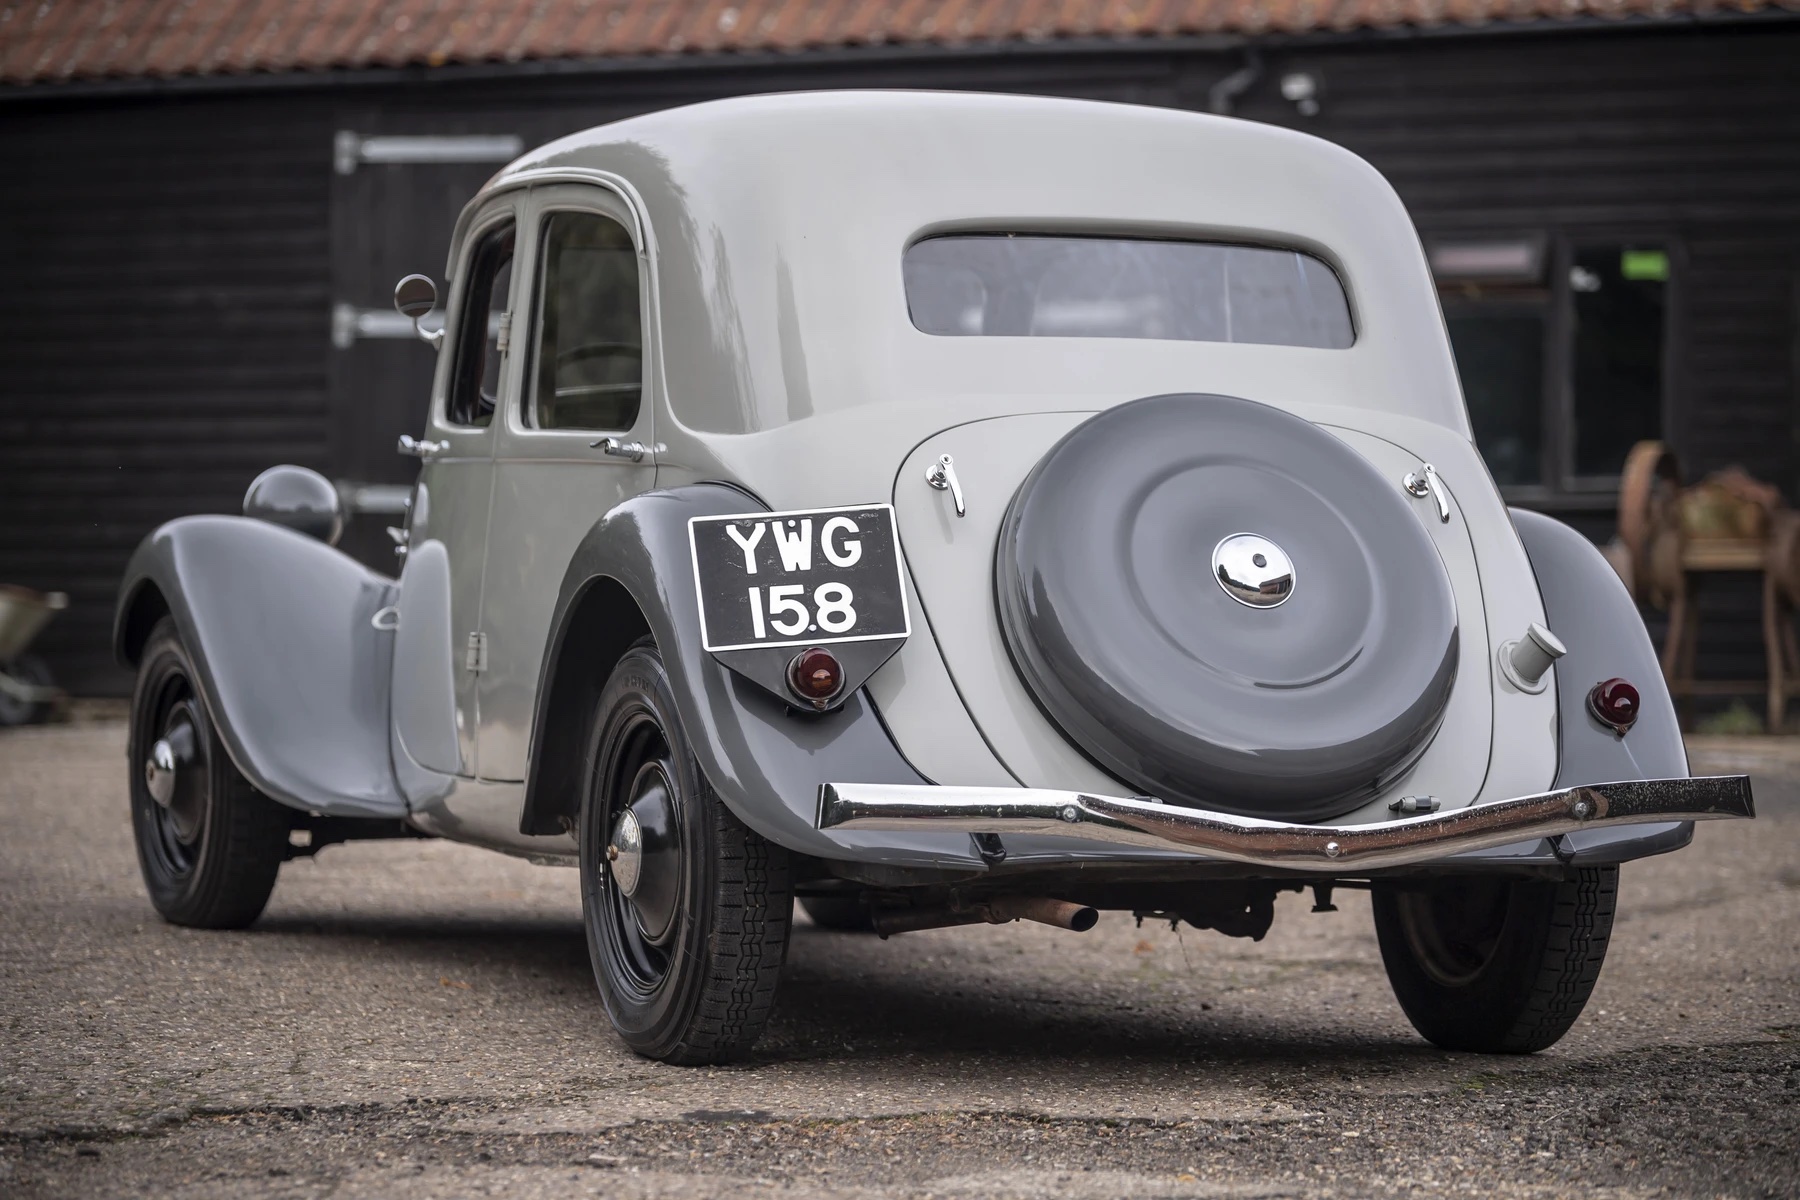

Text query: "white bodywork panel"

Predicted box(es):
[878, 407, 1556, 820]
[421, 92, 1564, 847]
[390, 536, 462, 778]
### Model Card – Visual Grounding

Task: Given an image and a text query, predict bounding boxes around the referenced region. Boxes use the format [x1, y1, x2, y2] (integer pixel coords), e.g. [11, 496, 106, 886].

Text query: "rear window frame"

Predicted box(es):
[901, 231, 1358, 350]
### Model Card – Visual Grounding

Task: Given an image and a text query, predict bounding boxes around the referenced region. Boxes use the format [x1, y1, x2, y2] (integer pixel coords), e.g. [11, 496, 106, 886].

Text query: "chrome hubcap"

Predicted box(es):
[610, 762, 682, 945]
[608, 809, 644, 897]
[1212, 532, 1296, 608]
[145, 739, 179, 806]
[144, 711, 204, 844]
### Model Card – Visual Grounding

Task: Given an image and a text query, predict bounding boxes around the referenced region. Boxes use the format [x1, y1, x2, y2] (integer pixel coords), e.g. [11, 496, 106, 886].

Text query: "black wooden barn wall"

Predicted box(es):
[1, 21, 1795, 696]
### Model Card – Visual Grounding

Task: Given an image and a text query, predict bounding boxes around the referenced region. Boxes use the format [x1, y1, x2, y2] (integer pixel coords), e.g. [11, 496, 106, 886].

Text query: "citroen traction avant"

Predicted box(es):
[116, 91, 1752, 1064]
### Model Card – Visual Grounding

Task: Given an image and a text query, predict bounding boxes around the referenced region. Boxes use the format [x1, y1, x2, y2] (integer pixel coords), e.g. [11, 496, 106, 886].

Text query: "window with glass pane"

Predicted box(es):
[1571, 245, 1667, 478]
[532, 211, 642, 431]
[448, 221, 513, 428]
[904, 235, 1353, 349]
[1444, 307, 1546, 487]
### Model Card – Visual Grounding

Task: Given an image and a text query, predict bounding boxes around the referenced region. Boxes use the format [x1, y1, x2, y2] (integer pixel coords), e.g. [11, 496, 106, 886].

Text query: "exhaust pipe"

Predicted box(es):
[870, 896, 1099, 938]
[998, 896, 1100, 931]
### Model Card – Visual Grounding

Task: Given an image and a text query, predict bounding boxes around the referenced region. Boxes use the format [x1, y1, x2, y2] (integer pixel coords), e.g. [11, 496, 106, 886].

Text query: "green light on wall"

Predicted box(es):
[1621, 249, 1669, 282]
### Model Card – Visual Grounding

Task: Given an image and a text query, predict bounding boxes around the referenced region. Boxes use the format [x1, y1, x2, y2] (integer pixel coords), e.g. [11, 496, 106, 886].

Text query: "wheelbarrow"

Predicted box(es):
[0, 585, 68, 726]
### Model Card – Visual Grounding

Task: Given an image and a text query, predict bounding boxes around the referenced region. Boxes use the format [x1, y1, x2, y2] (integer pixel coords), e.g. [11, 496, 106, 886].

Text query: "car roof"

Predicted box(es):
[464, 91, 1466, 437]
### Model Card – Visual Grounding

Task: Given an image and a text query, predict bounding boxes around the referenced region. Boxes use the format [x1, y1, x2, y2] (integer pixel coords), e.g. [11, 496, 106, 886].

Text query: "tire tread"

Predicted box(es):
[1374, 866, 1619, 1055]
[131, 618, 288, 930]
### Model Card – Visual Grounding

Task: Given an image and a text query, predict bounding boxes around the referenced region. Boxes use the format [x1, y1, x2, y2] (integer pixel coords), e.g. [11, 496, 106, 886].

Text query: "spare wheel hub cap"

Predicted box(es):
[1212, 533, 1295, 608]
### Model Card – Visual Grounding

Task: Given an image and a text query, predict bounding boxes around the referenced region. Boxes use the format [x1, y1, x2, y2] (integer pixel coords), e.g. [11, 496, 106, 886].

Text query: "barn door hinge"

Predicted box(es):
[334, 131, 524, 176]
[464, 632, 488, 674]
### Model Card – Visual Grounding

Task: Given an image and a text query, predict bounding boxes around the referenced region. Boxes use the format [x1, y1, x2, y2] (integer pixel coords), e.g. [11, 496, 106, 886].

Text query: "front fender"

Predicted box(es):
[115, 515, 405, 819]
[521, 485, 982, 870]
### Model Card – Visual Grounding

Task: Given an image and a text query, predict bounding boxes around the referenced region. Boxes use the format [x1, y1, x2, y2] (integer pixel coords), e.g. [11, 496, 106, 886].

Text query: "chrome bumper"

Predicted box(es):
[816, 777, 1754, 873]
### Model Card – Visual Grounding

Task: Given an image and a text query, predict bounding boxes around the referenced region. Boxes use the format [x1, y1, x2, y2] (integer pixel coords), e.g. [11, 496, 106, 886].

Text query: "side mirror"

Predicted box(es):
[243, 465, 345, 547]
[393, 274, 444, 349]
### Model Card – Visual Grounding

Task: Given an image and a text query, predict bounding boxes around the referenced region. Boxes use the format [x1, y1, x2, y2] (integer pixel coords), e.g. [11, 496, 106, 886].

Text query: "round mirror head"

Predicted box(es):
[393, 273, 438, 319]
[243, 465, 344, 547]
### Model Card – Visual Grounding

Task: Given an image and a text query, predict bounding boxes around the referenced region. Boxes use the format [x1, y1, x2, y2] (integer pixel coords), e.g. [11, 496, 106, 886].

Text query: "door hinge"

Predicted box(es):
[333, 131, 523, 176]
[464, 631, 488, 673]
[495, 311, 512, 355]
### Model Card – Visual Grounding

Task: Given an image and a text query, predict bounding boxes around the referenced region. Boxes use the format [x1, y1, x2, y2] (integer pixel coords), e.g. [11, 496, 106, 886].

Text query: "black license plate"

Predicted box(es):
[689, 504, 911, 652]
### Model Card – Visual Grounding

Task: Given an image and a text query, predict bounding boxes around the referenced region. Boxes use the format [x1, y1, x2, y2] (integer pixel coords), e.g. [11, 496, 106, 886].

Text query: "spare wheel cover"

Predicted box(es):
[995, 393, 1459, 822]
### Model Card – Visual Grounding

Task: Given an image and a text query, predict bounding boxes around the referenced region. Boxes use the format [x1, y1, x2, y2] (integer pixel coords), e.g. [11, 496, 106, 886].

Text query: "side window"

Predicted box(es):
[530, 211, 642, 431]
[447, 220, 515, 428]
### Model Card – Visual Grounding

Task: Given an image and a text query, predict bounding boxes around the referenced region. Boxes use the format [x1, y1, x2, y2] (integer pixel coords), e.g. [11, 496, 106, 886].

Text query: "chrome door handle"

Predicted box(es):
[590, 437, 648, 462]
[397, 434, 447, 458]
[1404, 463, 1450, 523]
[925, 453, 965, 517]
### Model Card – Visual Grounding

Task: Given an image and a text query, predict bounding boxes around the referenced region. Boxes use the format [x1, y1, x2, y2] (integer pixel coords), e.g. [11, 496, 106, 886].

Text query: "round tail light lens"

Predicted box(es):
[788, 646, 845, 709]
[1587, 678, 1640, 735]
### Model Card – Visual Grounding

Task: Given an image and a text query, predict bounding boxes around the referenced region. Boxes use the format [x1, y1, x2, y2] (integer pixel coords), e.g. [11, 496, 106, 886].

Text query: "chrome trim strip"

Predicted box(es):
[816, 777, 1753, 873]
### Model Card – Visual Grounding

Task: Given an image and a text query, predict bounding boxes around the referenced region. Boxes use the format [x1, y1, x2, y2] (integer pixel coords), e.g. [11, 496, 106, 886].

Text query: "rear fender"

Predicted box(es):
[519, 485, 981, 870]
[114, 516, 405, 818]
[1507, 507, 1690, 863]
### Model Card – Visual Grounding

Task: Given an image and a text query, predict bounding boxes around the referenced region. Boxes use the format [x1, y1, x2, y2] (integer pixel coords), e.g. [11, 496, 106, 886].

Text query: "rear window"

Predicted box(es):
[903, 234, 1354, 349]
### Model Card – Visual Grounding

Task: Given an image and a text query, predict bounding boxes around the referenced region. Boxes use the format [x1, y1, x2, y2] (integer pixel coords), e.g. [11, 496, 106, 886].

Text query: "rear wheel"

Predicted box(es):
[129, 618, 289, 928]
[579, 642, 793, 1064]
[1372, 867, 1618, 1053]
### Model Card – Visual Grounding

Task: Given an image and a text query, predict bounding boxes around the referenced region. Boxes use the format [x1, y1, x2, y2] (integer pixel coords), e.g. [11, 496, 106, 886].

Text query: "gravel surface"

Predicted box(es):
[1, 723, 1795, 1198]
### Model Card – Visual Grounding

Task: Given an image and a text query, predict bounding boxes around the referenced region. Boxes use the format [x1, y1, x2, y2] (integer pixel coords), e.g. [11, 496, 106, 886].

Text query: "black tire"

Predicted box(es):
[799, 895, 875, 933]
[1372, 867, 1619, 1054]
[579, 642, 793, 1064]
[0, 653, 55, 726]
[129, 618, 290, 928]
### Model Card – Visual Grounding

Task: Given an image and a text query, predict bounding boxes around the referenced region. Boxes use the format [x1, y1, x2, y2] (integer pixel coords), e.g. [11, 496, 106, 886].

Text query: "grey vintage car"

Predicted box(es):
[116, 91, 1752, 1065]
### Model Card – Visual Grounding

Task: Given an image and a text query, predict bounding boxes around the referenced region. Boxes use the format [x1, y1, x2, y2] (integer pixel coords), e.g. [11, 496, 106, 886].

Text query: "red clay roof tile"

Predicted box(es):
[0, 0, 1793, 86]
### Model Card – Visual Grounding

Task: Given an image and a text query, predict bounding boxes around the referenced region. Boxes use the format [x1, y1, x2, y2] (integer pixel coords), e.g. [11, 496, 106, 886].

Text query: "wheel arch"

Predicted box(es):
[113, 515, 406, 819]
[519, 574, 651, 837]
[115, 577, 172, 668]
[517, 485, 979, 871]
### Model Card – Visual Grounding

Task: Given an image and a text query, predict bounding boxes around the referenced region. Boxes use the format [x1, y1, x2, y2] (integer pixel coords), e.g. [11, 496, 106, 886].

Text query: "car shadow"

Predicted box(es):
[250, 911, 595, 985]
[761, 931, 1433, 1073]
[242, 911, 1436, 1075]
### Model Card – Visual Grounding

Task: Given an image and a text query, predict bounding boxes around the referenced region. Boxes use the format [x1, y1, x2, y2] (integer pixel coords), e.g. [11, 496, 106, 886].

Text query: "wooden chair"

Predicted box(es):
[1611, 441, 1800, 732]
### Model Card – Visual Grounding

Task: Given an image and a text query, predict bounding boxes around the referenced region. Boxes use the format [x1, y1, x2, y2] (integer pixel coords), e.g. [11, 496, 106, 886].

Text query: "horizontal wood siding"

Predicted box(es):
[0, 96, 332, 694]
[0, 22, 1794, 696]
[1226, 26, 1800, 686]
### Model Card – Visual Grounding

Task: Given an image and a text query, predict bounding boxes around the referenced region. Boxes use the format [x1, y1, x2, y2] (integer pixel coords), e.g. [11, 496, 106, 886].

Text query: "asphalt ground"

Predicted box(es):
[1, 722, 1796, 1199]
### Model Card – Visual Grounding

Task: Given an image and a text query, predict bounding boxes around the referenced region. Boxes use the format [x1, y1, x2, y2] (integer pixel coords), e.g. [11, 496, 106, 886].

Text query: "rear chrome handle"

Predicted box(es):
[590, 436, 648, 462]
[397, 434, 447, 458]
[1404, 463, 1450, 523]
[925, 453, 966, 517]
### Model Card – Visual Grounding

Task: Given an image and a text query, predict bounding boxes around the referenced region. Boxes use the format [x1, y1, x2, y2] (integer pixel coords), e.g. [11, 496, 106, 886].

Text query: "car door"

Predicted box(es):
[390, 203, 519, 779]
[475, 184, 657, 782]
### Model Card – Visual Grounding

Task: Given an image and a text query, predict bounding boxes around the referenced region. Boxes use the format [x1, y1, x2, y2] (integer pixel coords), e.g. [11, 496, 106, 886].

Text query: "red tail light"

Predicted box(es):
[1587, 678, 1640, 735]
[788, 646, 845, 709]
